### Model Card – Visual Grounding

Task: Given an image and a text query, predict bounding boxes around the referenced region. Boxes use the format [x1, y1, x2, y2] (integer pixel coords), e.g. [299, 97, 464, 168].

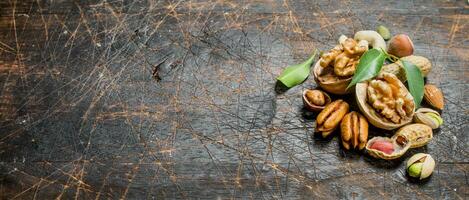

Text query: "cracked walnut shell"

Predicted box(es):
[340, 111, 369, 150]
[356, 73, 415, 130]
[314, 36, 368, 95]
[315, 100, 349, 138]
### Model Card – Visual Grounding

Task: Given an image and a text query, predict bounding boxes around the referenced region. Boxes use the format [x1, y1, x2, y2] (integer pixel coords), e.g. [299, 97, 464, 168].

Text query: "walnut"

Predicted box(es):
[319, 38, 366, 77]
[366, 73, 414, 123]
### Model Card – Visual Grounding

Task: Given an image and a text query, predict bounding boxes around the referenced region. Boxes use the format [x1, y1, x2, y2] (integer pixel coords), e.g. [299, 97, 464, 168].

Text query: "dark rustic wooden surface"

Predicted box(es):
[0, 0, 468, 199]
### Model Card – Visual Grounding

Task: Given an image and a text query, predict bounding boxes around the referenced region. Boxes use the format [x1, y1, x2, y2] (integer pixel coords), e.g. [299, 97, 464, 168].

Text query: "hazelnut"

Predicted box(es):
[388, 34, 414, 58]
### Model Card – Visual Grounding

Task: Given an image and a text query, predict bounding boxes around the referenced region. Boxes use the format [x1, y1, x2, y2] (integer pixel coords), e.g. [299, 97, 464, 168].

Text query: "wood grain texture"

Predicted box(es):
[0, 0, 468, 199]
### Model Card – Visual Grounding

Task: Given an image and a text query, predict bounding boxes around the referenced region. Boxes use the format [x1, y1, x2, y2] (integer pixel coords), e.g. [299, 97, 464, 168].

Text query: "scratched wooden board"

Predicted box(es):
[0, 0, 467, 199]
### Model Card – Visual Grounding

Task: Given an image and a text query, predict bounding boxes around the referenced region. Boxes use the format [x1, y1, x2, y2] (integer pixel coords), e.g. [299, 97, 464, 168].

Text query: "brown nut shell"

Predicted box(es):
[392, 123, 433, 148]
[424, 84, 444, 110]
[366, 136, 411, 160]
[388, 34, 414, 58]
[302, 89, 331, 112]
[380, 55, 432, 82]
[315, 99, 349, 138]
[340, 111, 369, 150]
[355, 73, 415, 130]
[313, 59, 353, 95]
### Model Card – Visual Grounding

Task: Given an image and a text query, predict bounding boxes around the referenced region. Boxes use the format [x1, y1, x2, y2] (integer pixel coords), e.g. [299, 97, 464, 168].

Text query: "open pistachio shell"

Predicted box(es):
[406, 153, 436, 179]
[302, 89, 332, 112]
[313, 59, 352, 95]
[413, 108, 443, 129]
[366, 136, 411, 160]
[355, 74, 415, 130]
[392, 123, 433, 148]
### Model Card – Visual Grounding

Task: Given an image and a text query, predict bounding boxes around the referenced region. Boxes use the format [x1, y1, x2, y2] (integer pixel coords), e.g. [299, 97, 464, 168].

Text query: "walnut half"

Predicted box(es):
[366, 73, 414, 124]
[319, 37, 367, 77]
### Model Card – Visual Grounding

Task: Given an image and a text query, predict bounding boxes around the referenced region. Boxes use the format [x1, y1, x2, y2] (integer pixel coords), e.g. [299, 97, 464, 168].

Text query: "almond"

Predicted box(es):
[424, 84, 444, 110]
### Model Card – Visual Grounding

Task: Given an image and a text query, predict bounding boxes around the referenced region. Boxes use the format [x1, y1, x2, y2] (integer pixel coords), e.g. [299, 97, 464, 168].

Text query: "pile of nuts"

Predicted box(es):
[302, 28, 446, 180]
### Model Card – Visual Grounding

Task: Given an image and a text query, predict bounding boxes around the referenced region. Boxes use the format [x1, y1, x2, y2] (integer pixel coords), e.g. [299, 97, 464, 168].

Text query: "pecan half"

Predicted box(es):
[315, 99, 349, 137]
[340, 111, 369, 150]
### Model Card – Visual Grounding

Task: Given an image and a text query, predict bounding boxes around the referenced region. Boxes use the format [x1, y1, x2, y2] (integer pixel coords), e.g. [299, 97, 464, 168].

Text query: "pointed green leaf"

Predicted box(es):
[277, 51, 317, 88]
[346, 49, 386, 89]
[402, 60, 424, 108]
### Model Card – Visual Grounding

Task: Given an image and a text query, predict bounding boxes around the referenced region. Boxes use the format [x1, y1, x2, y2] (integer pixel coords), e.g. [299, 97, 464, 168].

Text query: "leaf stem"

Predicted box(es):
[302, 49, 318, 67]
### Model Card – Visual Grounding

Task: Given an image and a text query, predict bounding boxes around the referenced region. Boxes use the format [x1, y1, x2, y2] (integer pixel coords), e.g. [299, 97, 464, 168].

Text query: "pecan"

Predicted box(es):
[315, 99, 349, 137]
[340, 111, 369, 150]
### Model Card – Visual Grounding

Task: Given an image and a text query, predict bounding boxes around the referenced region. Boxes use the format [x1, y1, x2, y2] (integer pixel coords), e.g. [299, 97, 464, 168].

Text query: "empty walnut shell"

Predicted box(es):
[302, 89, 331, 112]
[313, 59, 353, 95]
[355, 73, 415, 130]
[392, 123, 433, 148]
[366, 136, 411, 160]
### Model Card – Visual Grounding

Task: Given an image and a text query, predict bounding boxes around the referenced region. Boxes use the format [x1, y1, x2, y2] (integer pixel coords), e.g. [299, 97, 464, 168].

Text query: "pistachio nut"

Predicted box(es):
[392, 123, 433, 148]
[340, 111, 369, 150]
[315, 99, 349, 138]
[406, 153, 436, 179]
[413, 108, 443, 129]
[376, 25, 391, 40]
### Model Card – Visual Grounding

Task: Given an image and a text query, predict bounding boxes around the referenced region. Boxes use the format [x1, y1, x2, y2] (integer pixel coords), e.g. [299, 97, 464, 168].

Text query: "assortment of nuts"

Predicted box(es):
[301, 28, 443, 181]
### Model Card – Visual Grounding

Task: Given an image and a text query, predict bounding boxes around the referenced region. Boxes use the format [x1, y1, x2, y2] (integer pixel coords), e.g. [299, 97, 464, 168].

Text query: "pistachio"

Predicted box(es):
[424, 84, 444, 110]
[414, 108, 443, 129]
[315, 100, 349, 138]
[377, 25, 391, 40]
[340, 111, 369, 150]
[406, 153, 436, 179]
[408, 162, 424, 177]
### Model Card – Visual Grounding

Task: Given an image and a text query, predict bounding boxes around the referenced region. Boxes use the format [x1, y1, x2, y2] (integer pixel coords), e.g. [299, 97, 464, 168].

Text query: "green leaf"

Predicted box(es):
[277, 50, 317, 88]
[402, 60, 424, 108]
[346, 49, 386, 89]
